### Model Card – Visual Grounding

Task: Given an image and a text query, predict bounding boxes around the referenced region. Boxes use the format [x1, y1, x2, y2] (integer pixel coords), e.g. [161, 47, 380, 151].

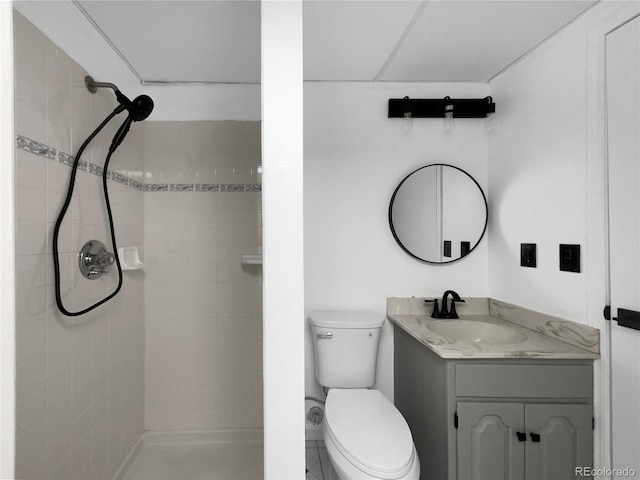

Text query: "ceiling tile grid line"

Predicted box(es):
[488, 0, 603, 82]
[71, 0, 600, 85]
[373, 0, 431, 82]
[72, 0, 144, 83]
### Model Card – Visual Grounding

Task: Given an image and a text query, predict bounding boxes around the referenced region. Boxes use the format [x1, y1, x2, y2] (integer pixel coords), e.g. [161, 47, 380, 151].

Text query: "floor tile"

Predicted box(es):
[122, 441, 263, 480]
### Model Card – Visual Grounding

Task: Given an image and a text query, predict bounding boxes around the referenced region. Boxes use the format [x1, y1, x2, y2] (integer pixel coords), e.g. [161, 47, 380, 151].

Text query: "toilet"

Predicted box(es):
[310, 311, 420, 480]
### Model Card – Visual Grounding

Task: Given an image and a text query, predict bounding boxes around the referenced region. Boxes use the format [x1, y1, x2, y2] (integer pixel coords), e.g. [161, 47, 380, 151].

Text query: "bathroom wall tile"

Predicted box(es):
[13, 13, 47, 143]
[15, 315, 47, 364]
[16, 383, 46, 437]
[16, 221, 48, 256]
[143, 121, 262, 430]
[17, 184, 48, 223]
[15, 349, 46, 401]
[16, 254, 48, 292]
[15, 16, 146, 478]
[15, 148, 47, 190]
[74, 169, 93, 201]
[215, 227, 262, 247]
[47, 159, 71, 195]
[47, 337, 73, 381]
[217, 191, 261, 211]
[45, 44, 72, 153]
[69, 62, 93, 158]
[48, 191, 66, 225]
[15, 18, 146, 479]
[15, 417, 48, 480]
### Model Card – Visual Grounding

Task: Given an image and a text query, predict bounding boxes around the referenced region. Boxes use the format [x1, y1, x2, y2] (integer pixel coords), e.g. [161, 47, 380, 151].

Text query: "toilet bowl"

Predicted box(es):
[323, 389, 420, 480]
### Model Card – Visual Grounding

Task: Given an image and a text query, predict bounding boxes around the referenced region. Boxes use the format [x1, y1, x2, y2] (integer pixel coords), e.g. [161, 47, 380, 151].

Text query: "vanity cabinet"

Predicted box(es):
[457, 402, 592, 480]
[394, 326, 594, 480]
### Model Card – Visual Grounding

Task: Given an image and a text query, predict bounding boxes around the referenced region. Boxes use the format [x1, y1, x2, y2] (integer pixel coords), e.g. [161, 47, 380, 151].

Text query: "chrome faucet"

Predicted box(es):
[440, 290, 465, 319]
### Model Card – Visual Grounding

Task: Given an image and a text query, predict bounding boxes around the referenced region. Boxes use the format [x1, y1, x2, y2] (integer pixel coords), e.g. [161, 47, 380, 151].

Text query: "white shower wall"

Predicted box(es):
[142, 121, 263, 431]
[13, 13, 145, 480]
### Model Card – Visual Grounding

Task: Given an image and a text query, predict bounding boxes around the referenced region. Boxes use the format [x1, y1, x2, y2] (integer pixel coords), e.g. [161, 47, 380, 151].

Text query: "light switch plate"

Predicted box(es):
[521, 243, 537, 268]
[559, 244, 580, 272]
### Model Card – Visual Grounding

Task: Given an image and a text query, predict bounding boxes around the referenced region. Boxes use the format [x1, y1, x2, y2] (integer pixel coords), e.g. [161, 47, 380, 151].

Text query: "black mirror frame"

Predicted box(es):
[388, 163, 489, 264]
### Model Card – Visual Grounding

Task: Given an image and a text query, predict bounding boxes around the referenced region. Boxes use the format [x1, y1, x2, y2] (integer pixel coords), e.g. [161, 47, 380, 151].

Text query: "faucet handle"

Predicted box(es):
[424, 299, 440, 318]
[447, 298, 466, 319]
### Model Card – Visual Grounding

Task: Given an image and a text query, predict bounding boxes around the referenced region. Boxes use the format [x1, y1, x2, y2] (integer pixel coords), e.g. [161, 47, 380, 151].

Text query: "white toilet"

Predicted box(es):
[310, 311, 420, 480]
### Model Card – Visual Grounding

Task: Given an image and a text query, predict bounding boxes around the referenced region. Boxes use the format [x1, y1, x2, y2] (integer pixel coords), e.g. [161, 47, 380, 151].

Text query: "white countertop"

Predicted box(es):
[387, 298, 600, 360]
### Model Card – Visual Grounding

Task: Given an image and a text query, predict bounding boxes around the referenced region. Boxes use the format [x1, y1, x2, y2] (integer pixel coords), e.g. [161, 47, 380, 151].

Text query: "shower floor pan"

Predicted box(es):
[117, 429, 263, 480]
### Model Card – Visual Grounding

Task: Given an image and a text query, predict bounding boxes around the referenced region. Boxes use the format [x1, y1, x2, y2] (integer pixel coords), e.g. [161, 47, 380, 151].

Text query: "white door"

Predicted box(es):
[606, 14, 640, 477]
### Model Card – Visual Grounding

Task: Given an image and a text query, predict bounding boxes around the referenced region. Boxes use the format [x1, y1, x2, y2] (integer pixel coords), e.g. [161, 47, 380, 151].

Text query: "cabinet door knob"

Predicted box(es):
[516, 432, 527, 442]
[530, 432, 541, 443]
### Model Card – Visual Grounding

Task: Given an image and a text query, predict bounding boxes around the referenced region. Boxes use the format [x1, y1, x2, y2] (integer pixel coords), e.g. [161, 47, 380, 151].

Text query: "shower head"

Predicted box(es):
[85, 76, 154, 121]
[116, 91, 154, 122]
[130, 95, 154, 121]
[84, 76, 154, 152]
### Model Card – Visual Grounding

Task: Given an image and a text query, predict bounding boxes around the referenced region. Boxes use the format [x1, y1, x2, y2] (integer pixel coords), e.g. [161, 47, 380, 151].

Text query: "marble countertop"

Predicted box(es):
[387, 297, 600, 360]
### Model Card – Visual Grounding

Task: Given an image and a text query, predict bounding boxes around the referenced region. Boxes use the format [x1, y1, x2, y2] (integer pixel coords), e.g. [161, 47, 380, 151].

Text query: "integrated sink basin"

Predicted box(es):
[427, 319, 527, 345]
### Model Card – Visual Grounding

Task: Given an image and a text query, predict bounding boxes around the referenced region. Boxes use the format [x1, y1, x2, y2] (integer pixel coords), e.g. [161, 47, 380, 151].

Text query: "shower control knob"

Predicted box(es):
[94, 252, 115, 266]
[79, 240, 115, 280]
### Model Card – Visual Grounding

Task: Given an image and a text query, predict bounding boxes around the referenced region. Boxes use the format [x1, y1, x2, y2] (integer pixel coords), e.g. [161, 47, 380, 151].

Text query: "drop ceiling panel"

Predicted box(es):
[77, 1, 260, 83]
[380, 0, 597, 82]
[303, 1, 423, 81]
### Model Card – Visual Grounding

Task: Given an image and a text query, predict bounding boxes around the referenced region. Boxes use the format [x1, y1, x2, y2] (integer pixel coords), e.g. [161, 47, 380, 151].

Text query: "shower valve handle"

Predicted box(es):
[94, 252, 115, 266]
[79, 240, 115, 280]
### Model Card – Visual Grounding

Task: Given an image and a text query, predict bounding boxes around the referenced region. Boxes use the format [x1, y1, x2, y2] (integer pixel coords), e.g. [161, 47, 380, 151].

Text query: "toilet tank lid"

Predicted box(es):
[309, 311, 384, 329]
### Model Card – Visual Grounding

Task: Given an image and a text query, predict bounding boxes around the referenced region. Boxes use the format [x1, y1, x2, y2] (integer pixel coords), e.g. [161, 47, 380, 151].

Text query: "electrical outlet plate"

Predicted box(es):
[521, 243, 537, 268]
[559, 244, 580, 272]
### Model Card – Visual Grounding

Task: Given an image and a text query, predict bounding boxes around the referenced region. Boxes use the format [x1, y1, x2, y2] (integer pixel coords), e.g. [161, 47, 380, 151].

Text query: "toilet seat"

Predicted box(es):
[325, 389, 415, 479]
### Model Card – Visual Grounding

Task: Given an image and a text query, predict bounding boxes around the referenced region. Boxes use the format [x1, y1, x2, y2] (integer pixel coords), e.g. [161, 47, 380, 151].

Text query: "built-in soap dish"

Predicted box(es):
[117, 247, 145, 270]
[241, 254, 262, 265]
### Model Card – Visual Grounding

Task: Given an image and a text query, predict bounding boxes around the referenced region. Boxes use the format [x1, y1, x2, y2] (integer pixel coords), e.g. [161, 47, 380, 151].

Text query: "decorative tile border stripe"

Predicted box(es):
[145, 183, 262, 192]
[169, 184, 194, 192]
[17, 135, 144, 191]
[110, 171, 130, 185]
[17, 136, 56, 160]
[144, 184, 169, 192]
[129, 179, 144, 190]
[195, 184, 219, 192]
[16, 135, 261, 193]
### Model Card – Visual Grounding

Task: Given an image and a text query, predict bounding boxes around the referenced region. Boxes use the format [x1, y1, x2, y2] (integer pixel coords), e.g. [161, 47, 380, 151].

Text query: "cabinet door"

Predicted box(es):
[524, 404, 592, 480]
[457, 402, 525, 480]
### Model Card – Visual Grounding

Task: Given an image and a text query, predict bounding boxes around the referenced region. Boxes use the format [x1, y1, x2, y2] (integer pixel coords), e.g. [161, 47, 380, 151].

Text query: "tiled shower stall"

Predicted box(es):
[13, 12, 263, 479]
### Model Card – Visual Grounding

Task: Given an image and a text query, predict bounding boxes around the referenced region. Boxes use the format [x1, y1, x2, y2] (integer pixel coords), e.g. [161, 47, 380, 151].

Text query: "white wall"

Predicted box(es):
[262, 1, 305, 478]
[304, 82, 491, 401]
[488, 0, 639, 325]
[0, 2, 15, 478]
[487, 1, 640, 470]
[143, 85, 260, 122]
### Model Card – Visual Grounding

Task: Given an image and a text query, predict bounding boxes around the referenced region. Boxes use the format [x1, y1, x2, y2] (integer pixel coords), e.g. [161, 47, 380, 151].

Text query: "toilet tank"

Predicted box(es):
[309, 311, 384, 388]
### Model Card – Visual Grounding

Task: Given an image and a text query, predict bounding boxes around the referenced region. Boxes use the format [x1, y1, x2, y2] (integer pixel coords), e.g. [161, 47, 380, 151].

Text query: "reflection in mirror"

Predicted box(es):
[389, 164, 488, 264]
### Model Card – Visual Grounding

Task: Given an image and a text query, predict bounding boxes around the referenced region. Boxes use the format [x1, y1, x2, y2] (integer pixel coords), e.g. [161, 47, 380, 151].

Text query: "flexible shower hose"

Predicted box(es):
[52, 105, 126, 316]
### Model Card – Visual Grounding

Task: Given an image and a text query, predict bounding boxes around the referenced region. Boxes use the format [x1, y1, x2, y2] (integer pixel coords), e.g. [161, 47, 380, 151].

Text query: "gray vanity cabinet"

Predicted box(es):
[394, 326, 594, 480]
[457, 402, 592, 480]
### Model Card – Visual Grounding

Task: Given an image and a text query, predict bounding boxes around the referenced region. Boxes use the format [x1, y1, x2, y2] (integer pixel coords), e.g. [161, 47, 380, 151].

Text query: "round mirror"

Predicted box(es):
[389, 164, 488, 264]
